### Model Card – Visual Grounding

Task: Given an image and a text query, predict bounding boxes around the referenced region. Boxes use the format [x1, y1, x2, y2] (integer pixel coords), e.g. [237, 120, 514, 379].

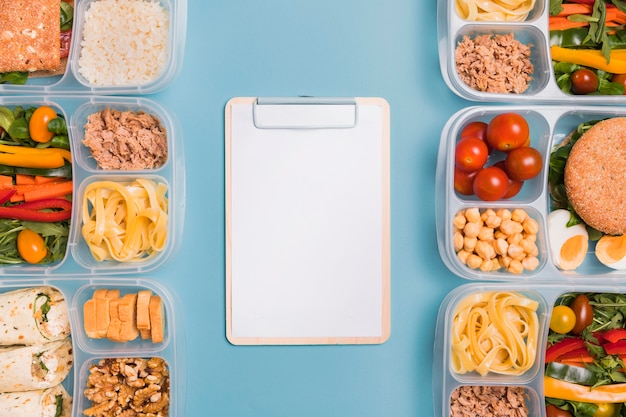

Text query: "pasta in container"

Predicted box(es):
[456, 0, 537, 22]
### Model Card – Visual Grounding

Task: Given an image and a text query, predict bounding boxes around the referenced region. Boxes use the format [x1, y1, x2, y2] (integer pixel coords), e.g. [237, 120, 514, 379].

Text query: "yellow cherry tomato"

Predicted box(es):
[17, 229, 47, 264]
[29, 105, 57, 143]
[550, 305, 577, 334]
[593, 403, 618, 417]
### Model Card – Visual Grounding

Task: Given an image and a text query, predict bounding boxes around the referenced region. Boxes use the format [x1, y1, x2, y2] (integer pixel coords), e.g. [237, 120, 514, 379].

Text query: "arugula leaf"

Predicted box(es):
[550, 0, 565, 15]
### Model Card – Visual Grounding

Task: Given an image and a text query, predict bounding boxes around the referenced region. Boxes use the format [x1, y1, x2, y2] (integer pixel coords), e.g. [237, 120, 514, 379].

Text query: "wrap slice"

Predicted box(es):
[0, 384, 72, 417]
[0, 286, 70, 345]
[0, 337, 72, 392]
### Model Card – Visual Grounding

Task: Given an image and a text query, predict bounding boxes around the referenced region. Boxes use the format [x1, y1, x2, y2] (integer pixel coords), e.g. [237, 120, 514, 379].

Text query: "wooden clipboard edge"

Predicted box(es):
[224, 97, 391, 346]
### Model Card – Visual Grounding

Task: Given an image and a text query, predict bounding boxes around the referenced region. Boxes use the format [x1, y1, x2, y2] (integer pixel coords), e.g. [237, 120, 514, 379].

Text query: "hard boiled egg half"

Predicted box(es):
[595, 234, 626, 270]
[547, 209, 588, 270]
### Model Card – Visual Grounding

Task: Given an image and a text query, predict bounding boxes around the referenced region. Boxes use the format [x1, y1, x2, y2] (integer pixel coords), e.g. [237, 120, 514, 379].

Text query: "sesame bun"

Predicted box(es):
[564, 117, 626, 235]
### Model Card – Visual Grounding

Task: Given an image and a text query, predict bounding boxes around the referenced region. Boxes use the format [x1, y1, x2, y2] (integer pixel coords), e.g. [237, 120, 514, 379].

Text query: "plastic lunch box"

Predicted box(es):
[0, 96, 185, 276]
[436, 104, 626, 281]
[0, 0, 187, 95]
[0, 277, 186, 417]
[436, 0, 626, 103]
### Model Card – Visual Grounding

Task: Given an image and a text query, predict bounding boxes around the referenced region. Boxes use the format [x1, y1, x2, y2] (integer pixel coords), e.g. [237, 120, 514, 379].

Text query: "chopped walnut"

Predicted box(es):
[83, 357, 170, 417]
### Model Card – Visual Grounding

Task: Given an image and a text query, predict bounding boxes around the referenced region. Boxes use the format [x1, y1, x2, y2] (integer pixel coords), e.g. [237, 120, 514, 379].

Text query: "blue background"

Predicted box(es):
[153, 1, 472, 415]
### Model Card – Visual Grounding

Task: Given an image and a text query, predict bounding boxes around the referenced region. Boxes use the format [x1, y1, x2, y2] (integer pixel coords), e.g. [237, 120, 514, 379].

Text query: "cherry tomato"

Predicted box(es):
[571, 68, 599, 95]
[460, 121, 492, 154]
[504, 146, 543, 181]
[472, 166, 509, 201]
[60, 29, 72, 59]
[454, 166, 476, 196]
[486, 113, 530, 152]
[570, 294, 593, 335]
[546, 405, 573, 417]
[493, 161, 524, 199]
[17, 229, 47, 264]
[593, 403, 618, 417]
[29, 106, 57, 143]
[550, 305, 576, 334]
[455, 137, 489, 172]
[611, 73, 626, 94]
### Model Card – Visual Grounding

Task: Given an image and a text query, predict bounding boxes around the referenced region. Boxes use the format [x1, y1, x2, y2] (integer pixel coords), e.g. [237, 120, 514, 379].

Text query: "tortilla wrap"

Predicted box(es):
[0, 287, 70, 345]
[0, 337, 72, 392]
[0, 384, 72, 417]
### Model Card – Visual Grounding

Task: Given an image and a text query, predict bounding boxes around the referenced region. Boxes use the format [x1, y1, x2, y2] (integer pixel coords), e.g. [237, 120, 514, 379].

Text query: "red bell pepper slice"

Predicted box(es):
[601, 329, 626, 344]
[558, 347, 595, 363]
[546, 337, 587, 363]
[604, 340, 626, 355]
[0, 198, 71, 222]
[0, 189, 16, 205]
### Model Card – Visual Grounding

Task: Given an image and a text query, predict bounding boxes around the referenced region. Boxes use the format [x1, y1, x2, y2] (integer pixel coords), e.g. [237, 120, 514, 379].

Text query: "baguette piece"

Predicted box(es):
[106, 298, 122, 342]
[149, 295, 165, 343]
[83, 298, 98, 338]
[136, 290, 152, 340]
[118, 293, 139, 342]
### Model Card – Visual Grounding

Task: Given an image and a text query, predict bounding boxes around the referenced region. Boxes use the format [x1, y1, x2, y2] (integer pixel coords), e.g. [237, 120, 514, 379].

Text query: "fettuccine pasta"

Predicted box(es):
[450, 291, 539, 376]
[456, 0, 536, 21]
[81, 178, 169, 262]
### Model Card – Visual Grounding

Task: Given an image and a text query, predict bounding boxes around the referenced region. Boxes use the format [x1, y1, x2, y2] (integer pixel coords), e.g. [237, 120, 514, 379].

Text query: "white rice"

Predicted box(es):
[77, 0, 169, 86]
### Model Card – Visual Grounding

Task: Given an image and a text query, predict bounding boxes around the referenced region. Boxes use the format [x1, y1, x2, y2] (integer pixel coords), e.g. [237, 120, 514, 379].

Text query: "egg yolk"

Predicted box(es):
[560, 235, 588, 270]
[596, 234, 626, 264]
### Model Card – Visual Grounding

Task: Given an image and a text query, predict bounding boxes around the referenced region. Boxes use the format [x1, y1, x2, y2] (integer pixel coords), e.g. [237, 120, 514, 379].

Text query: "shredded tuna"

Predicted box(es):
[455, 33, 534, 94]
[83, 107, 168, 170]
[450, 386, 528, 417]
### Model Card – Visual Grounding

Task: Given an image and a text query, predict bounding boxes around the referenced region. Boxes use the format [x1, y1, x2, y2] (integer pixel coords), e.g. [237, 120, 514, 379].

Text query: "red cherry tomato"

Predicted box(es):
[493, 161, 524, 199]
[611, 73, 626, 94]
[486, 113, 530, 152]
[504, 146, 543, 181]
[546, 404, 573, 417]
[472, 166, 509, 201]
[455, 137, 489, 172]
[29, 105, 57, 143]
[460, 121, 492, 154]
[570, 294, 593, 335]
[17, 229, 47, 264]
[571, 68, 599, 94]
[454, 166, 476, 196]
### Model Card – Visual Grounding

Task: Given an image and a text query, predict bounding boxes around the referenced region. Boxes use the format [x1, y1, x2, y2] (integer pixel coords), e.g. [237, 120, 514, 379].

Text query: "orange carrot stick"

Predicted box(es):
[15, 174, 36, 185]
[23, 180, 73, 203]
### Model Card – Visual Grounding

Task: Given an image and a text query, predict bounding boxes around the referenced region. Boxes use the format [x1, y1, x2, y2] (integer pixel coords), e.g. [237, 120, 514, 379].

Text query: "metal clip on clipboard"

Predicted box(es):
[252, 97, 359, 129]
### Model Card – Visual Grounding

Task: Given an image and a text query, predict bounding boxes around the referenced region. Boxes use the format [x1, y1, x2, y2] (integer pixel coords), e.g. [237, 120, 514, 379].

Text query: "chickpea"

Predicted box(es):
[522, 217, 539, 235]
[511, 208, 528, 223]
[520, 239, 539, 257]
[507, 233, 523, 245]
[453, 231, 464, 252]
[464, 236, 477, 252]
[522, 256, 540, 271]
[477, 226, 494, 242]
[453, 213, 467, 230]
[463, 222, 482, 239]
[500, 219, 523, 236]
[499, 255, 512, 268]
[466, 254, 483, 269]
[491, 257, 502, 271]
[457, 249, 471, 264]
[494, 230, 508, 240]
[495, 208, 512, 222]
[485, 215, 502, 229]
[465, 207, 481, 224]
[507, 259, 524, 274]
[493, 238, 509, 257]
[507, 243, 524, 259]
[480, 259, 493, 272]
[480, 209, 497, 222]
[475, 240, 496, 260]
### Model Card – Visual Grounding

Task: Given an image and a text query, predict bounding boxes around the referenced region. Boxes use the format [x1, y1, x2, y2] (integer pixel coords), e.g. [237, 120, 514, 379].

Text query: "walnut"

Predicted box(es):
[84, 358, 170, 417]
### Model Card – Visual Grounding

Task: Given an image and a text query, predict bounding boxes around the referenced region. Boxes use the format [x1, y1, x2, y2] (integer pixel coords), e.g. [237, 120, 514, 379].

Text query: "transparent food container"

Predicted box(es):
[437, 0, 626, 103]
[0, 96, 185, 276]
[0, 277, 185, 417]
[433, 282, 626, 417]
[0, 0, 187, 95]
[436, 105, 626, 281]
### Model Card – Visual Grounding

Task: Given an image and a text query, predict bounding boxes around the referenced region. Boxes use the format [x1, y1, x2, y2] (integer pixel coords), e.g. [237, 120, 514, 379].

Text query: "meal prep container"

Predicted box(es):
[436, 105, 626, 281]
[0, 96, 185, 276]
[432, 282, 626, 417]
[0, 277, 186, 417]
[0, 0, 187, 95]
[437, 0, 626, 103]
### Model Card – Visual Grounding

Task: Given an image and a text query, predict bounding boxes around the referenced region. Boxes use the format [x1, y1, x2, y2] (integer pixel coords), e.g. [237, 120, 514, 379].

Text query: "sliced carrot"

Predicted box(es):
[549, 16, 589, 31]
[23, 180, 72, 203]
[0, 175, 13, 189]
[556, 3, 593, 16]
[15, 174, 37, 185]
[9, 194, 24, 203]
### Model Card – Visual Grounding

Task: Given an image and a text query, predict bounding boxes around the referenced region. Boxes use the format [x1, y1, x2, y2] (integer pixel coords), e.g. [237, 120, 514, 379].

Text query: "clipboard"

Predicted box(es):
[225, 97, 390, 345]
